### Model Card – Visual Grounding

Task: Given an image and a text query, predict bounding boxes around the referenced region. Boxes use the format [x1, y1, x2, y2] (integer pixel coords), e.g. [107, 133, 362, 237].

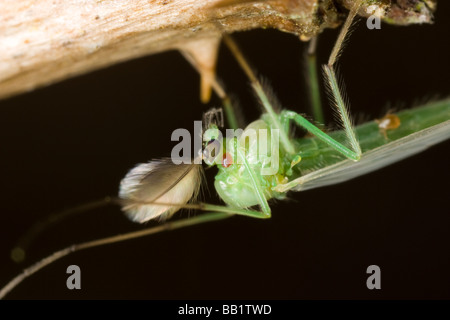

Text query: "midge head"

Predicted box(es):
[117, 108, 226, 224]
[119, 107, 284, 223]
[202, 107, 226, 166]
[118, 109, 229, 225]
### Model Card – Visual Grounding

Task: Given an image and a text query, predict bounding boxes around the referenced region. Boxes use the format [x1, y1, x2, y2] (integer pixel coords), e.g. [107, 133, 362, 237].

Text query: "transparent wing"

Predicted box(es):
[280, 120, 450, 192]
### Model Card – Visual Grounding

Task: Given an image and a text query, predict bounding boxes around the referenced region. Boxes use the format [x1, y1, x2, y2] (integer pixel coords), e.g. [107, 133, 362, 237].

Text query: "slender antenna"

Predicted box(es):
[1, 194, 270, 299]
[0, 210, 232, 299]
[11, 197, 114, 263]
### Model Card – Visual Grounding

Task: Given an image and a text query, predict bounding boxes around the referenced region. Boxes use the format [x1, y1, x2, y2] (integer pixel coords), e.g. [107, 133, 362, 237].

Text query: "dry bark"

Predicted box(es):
[0, 0, 435, 100]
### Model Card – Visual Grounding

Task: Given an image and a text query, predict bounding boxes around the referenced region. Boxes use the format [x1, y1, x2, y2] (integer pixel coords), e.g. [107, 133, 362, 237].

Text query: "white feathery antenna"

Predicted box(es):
[119, 158, 203, 223]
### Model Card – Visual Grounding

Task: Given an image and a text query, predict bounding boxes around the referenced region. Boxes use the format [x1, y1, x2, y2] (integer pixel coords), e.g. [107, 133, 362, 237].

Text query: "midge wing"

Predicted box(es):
[119, 158, 203, 223]
[283, 120, 450, 192]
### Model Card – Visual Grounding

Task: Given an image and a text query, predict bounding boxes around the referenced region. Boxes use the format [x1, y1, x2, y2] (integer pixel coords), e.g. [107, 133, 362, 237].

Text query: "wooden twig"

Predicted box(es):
[0, 0, 435, 101]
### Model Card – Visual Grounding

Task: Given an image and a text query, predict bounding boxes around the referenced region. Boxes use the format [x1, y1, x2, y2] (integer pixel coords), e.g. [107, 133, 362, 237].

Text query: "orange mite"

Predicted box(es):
[375, 113, 401, 140]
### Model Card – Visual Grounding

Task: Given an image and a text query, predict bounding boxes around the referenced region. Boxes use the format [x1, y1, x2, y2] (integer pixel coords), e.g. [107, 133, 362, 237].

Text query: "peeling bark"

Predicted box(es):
[0, 0, 435, 100]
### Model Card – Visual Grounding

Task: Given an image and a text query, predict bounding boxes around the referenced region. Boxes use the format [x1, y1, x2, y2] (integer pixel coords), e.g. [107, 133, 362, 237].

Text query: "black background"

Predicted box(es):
[0, 2, 449, 299]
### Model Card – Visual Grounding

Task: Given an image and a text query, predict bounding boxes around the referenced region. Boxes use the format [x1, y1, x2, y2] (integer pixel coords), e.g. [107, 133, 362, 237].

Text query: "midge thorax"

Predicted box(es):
[170, 109, 297, 209]
[205, 114, 299, 209]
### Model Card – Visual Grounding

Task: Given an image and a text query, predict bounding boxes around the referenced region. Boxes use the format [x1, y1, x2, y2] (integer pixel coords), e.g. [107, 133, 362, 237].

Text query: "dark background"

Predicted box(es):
[0, 2, 449, 299]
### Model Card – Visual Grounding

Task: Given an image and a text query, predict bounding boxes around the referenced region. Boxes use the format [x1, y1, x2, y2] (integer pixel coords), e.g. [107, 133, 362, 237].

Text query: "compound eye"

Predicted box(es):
[203, 139, 221, 165]
[222, 152, 233, 168]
